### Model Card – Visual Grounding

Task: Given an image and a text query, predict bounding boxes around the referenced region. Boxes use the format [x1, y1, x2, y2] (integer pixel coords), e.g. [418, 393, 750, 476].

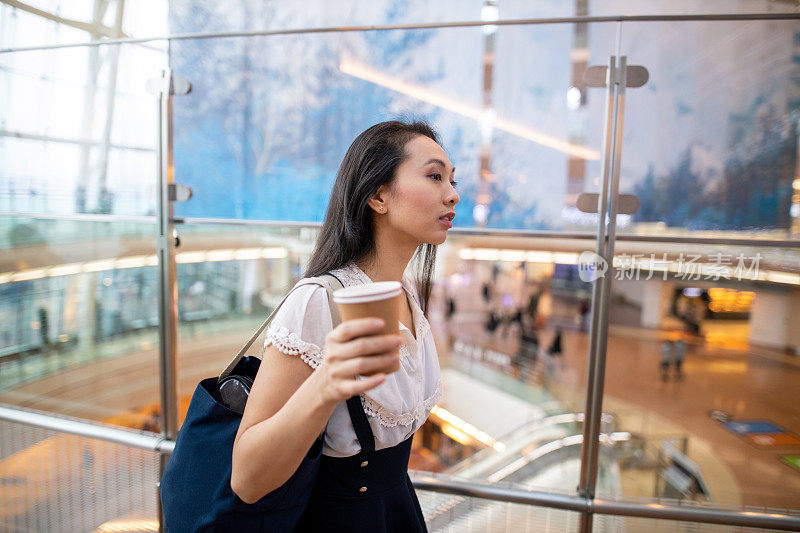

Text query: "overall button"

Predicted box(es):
[359, 486, 368, 493]
[360, 460, 368, 467]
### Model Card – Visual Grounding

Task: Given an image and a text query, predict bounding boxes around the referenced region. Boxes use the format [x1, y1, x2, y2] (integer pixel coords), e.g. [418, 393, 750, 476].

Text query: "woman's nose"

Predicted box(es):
[447, 189, 460, 206]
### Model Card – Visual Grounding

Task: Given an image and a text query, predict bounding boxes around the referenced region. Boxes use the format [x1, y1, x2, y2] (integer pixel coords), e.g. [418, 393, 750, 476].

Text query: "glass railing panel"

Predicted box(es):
[0, 43, 165, 217]
[426, 15, 620, 495]
[0, 215, 161, 430]
[169, 20, 615, 231]
[582, 18, 800, 515]
[168, 224, 620, 499]
[612, 19, 800, 241]
[168, 25, 484, 222]
[171, 222, 320, 424]
[0, 418, 160, 532]
[0, 41, 167, 432]
[590, 252, 800, 511]
[488, 22, 614, 231]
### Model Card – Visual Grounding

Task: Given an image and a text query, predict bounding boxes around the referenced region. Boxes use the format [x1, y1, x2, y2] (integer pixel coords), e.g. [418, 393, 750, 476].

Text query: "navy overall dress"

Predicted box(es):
[294, 395, 428, 532]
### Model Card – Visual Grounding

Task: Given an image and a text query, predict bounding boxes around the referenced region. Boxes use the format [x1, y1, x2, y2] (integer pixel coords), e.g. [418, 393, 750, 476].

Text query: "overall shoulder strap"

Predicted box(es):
[217, 272, 344, 382]
[346, 396, 375, 454]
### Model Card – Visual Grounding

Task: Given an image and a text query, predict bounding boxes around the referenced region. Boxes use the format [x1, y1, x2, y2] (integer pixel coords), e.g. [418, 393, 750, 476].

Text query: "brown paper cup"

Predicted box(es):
[333, 281, 402, 375]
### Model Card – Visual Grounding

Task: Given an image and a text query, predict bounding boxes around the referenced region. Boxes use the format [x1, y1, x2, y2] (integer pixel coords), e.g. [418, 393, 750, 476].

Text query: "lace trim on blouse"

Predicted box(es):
[265, 324, 324, 369]
[360, 380, 442, 428]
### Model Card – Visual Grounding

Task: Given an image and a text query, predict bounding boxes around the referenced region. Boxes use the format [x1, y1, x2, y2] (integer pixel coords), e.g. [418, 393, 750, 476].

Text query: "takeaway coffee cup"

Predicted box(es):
[333, 281, 403, 375]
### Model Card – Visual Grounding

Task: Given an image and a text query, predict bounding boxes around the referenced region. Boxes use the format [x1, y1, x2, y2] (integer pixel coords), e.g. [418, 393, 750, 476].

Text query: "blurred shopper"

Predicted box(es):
[660, 340, 673, 381]
[481, 281, 492, 303]
[548, 328, 563, 358]
[517, 324, 540, 363]
[37, 307, 50, 348]
[499, 305, 524, 339]
[526, 288, 541, 324]
[578, 299, 591, 331]
[509, 306, 524, 332]
[514, 324, 539, 381]
[444, 295, 456, 347]
[229, 121, 458, 532]
[485, 308, 501, 336]
[674, 338, 686, 380]
[445, 296, 456, 321]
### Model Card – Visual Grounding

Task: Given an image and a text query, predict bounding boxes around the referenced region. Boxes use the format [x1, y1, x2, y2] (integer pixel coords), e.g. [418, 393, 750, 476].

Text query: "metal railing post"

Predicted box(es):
[156, 66, 177, 533]
[577, 54, 647, 532]
[576, 54, 617, 533]
[149, 65, 192, 533]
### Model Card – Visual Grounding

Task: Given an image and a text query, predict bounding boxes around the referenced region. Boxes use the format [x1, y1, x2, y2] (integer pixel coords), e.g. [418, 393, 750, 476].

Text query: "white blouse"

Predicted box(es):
[264, 261, 442, 457]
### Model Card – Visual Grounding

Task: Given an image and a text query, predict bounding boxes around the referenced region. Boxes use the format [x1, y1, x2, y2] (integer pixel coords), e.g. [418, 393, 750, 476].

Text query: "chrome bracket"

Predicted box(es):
[167, 183, 193, 202]
[577, 192, 640, 215]
[146, 73, 192, 96]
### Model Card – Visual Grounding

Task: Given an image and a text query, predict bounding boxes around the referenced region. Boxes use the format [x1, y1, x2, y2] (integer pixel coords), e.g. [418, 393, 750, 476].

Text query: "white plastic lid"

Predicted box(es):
[333, 281, 402, 304]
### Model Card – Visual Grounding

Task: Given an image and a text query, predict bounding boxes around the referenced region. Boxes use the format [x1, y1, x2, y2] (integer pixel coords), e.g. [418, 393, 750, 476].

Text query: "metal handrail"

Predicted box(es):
[4, 213, 796, 247]
[0, 211, 157, 224]
[411, 473, 800, 531]
[2, 403, 799, 530]
[2, 12, 800, 54]
[178, 217, 800, 248]
[0, 404, 174, 454]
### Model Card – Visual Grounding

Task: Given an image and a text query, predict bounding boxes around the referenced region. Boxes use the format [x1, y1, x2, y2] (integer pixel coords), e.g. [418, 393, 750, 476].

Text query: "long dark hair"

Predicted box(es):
[303, 120, 440, 316]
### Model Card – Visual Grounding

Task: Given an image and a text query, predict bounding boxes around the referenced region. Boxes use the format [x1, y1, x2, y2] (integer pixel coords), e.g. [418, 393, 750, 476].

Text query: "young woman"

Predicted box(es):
[231, 121, 459, 531]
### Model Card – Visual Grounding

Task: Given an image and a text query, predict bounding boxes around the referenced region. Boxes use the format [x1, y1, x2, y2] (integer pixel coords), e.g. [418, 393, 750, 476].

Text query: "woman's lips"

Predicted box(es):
[438, 217, 453, 228]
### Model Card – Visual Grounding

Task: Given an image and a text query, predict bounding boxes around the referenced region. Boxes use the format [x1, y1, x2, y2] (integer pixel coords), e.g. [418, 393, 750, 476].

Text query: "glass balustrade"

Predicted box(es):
[1, 3, 799, 531]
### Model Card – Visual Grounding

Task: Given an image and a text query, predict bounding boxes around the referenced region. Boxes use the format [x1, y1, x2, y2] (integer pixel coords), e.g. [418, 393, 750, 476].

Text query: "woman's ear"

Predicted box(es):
[368, 185, 389, 214]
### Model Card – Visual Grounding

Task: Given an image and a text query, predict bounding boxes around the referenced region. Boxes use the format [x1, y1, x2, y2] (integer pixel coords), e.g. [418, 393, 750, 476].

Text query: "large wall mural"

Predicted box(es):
[169, 1, 800, 232]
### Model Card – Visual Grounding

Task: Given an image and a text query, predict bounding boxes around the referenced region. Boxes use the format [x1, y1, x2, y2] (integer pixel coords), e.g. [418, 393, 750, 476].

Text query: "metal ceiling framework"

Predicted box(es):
[0, 0, 129, 38]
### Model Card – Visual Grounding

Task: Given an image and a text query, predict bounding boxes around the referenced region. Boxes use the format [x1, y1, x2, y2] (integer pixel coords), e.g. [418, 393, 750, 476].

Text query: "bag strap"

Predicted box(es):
[217, 272, 344, 382]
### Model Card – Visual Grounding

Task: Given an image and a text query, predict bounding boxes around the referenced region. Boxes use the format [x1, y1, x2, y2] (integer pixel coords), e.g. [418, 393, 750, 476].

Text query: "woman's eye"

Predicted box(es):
[429, 173, 457, 188]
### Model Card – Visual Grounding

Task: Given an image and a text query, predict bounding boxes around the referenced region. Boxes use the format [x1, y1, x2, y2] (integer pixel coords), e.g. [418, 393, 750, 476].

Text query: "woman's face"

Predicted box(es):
[371, 135, 460, 246]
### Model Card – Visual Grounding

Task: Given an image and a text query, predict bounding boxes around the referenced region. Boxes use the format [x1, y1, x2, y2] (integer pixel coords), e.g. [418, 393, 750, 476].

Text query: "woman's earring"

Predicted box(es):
[379, 206, 384, 212]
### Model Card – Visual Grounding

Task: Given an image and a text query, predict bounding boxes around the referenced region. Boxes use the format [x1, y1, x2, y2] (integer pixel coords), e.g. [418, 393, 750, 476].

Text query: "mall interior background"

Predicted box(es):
[1, 0, 800, 531]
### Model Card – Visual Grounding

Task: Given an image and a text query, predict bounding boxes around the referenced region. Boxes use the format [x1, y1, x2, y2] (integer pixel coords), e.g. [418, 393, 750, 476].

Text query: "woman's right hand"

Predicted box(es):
[316, 318, 402, 405]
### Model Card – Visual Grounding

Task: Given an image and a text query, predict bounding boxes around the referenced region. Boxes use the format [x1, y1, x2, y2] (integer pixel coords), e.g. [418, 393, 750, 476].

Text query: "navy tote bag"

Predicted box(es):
[160, 274, 343, 532]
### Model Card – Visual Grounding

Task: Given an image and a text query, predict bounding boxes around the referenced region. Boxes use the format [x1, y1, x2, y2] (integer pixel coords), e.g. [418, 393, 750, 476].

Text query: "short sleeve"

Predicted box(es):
[264, 282, 333, 370]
